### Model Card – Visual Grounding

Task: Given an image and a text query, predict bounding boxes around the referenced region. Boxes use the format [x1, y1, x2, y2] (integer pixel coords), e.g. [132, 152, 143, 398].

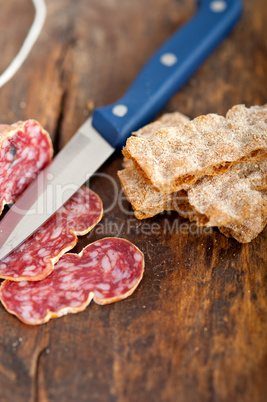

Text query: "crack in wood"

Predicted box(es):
[51, 10, 77, 154]
[33, 346, 49, 402]
[53, 88, 68, 155]
[31, 326, 50, 402]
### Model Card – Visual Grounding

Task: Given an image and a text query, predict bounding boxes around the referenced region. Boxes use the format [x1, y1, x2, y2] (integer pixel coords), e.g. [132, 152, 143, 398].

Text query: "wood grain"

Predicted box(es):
[0, 0, 266, 401]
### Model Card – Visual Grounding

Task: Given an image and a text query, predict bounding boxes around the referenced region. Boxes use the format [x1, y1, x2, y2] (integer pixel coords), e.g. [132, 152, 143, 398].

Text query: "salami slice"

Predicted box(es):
[0, 187, 103, 281]
[0, 238, 144, 325]
[0, 120, 53, 214]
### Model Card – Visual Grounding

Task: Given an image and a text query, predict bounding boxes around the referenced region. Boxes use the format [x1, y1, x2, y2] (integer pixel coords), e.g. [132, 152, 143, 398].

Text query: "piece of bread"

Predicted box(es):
[123, 104, 267, 193]
[122, 112, 189, 168]
[219, 214, 267, 243]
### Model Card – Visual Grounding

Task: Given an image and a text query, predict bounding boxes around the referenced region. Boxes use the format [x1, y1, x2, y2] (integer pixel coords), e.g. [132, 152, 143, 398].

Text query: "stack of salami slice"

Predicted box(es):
[0, 121, 144, 325]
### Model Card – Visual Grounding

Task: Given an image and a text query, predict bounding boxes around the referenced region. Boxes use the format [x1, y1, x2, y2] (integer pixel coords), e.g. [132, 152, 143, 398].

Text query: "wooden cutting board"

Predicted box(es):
[0, 0, 266, 401]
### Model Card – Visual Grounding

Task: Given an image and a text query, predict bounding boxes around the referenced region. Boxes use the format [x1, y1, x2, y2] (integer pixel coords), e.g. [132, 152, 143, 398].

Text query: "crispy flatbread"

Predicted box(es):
[118, 160, 267, 228]
[119, 162, 267, 242]
[118, 166, 174, 218]
[123, 112, 189, 168]
[219, 214, 267, 243]
[123, 104, 267, 193]
[118, 166, 202, 221]
[187, 160, 267, 226]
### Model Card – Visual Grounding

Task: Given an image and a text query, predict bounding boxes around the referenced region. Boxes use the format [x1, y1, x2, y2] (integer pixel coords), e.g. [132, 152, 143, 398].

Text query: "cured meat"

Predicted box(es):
[0, 120, 53, 214]
[0, 238, 144, 325]
[0, 187, 103, 281]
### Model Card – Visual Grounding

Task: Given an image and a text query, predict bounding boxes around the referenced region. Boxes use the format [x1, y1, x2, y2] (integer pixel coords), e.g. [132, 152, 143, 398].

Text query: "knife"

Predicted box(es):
[0, 0, 242, 261]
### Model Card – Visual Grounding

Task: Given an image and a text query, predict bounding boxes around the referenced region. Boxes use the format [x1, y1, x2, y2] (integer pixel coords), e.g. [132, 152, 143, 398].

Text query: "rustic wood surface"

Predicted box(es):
[0, 0, 266, 401]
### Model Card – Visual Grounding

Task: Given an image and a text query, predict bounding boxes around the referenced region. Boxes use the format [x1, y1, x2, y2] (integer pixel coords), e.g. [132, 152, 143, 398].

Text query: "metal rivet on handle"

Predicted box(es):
[160, 53, 178, 67]
[210, 1, 227, 13]
[112, 104, 128, 117]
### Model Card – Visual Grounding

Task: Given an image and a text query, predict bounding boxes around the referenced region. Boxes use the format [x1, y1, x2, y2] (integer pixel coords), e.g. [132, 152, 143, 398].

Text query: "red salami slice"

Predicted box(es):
[0, 187, 103, 281]
[0, 120, 53, 214]
[0, 238, 144, 325]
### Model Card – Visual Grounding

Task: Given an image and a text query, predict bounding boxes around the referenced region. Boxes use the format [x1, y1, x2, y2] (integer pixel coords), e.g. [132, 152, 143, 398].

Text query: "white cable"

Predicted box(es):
[0, 0, 46, 88]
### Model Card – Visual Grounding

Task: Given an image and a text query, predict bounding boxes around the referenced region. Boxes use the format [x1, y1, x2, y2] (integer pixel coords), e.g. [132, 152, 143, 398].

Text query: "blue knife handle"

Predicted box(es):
[92, 0, 242, 148]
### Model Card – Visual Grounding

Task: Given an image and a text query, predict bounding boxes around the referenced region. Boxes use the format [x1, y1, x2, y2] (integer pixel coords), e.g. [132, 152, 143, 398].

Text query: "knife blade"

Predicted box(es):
[0, 0, 242, 260]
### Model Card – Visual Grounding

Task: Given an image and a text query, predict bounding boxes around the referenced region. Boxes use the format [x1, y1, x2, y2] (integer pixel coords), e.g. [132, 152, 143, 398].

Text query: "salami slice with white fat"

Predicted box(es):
[0, 238, 144, 325]
[0, 186, 103, 281]
[0, 120, 53, 214]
